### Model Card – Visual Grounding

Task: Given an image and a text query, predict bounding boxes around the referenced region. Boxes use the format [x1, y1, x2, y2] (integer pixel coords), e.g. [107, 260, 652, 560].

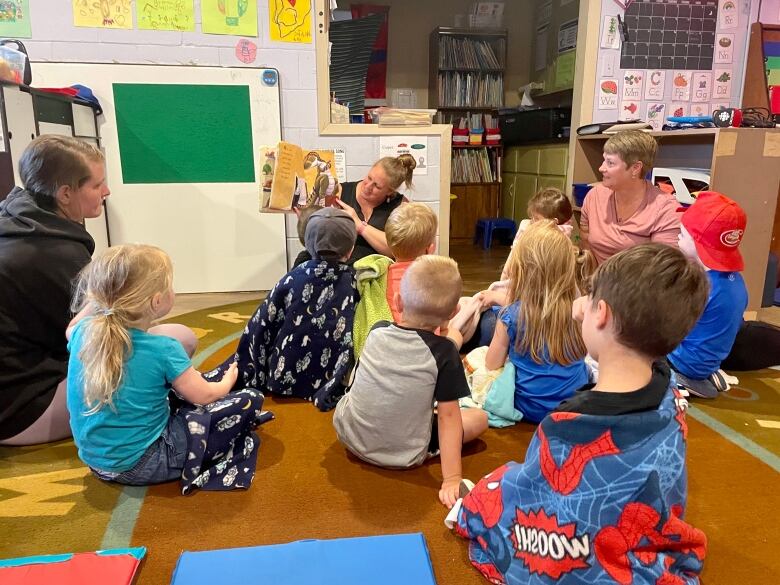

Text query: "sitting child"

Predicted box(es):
[450, 244, 709, 584]
[352, 202, 438, 357]
[67, 244, 268, 492]
[206, 207, 358, 411]
[484, 221, 591, 423]
[668, 191, 748, 398]
[333, 256, 488, 507]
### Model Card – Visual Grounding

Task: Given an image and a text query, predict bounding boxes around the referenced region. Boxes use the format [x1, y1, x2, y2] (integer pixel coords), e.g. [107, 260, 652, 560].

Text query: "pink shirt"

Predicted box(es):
[581, 182, 681, 264]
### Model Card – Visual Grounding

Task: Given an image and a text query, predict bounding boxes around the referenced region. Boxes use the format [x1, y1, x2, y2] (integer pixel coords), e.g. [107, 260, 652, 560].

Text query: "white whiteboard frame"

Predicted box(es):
[32, 63, 285, 293]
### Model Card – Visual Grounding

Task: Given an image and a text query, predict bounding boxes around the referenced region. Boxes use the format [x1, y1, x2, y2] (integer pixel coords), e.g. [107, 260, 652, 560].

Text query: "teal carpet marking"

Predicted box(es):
[688, 406, 780, 473]
[100, 331, 241, 548]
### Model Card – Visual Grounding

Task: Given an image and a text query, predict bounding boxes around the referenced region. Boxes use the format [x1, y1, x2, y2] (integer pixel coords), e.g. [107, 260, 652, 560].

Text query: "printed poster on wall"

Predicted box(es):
[643, 71, 666, 101]
[379, 136, 428, 176]
[670, 103, 689, 117]
[718, 0, 738, 30]
[73, 0, 132, 29]
[692, 73, 711, 103]
[269, 0, 312, 43]
[671, 72, 692, 102]
[138, 0, 195, 31]
[645, 103, 665, 131]
[558, 19, 577, 53]
[202, 0, 258, 36]
[598, 79, 618, 110]
[690, 103, 710, 117]
[621, 70, 644, 101]
[600, 15, 620, 49]
[619, 99, 640, 121]
[715, 34, 734, 64]
[713, 69, 732, 99]
[0, 0, 32, 38]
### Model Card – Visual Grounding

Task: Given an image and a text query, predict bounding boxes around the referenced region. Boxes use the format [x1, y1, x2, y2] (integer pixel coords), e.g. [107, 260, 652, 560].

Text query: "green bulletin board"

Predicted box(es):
[113, 83, 255, 184]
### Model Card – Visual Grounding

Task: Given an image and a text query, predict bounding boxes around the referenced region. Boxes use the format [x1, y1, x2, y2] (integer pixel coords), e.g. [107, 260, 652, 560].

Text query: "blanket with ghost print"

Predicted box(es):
[206, 259, 358, 411]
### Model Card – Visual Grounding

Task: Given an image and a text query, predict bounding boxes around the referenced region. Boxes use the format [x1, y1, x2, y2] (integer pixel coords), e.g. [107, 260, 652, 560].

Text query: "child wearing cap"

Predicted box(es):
[205, 208, 359, 411]
[667, 191, 748, 398]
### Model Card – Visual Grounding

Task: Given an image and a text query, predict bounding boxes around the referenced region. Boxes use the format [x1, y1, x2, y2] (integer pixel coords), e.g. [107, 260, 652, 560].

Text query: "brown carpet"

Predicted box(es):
[2, 297, 779, 585]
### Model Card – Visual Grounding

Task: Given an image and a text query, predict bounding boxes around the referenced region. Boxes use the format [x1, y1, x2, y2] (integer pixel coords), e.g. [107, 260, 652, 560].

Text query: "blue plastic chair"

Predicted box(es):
[474, 218, 517, 249]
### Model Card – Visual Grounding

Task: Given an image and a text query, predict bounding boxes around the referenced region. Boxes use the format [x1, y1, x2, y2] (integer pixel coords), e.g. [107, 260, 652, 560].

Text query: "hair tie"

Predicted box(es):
[97, 307, 115, 317]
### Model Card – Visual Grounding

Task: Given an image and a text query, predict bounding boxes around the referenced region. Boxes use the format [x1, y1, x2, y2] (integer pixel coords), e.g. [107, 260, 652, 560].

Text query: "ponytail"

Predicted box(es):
[376, 154, 417, 191]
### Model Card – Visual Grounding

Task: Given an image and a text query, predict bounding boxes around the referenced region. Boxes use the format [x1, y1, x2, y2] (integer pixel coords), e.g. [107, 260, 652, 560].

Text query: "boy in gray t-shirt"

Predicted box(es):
[333, 256, 488, 508]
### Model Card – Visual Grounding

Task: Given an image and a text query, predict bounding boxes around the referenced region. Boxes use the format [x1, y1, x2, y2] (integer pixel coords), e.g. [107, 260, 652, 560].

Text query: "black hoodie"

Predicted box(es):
[0, 187, 94, 439]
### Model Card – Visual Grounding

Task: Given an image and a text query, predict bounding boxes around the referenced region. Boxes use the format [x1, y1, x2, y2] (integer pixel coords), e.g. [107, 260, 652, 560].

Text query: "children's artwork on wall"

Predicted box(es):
[622, 70, 644, 100]
[202, 0, 258, 37]
[692, 72, 711, 102]
[619, 99, 640, 120]
[718, 0, 738, 30]
[669, 103, 688, 117]
[137, 0, 195, 31]
[620, 0, 717, 71]
[643, 70, 666, 100]
[714, 33, 734, 64]
[645, 102, 665, 130]
[113, 83, 256, 183]
[713, 68, 732, 99]
[598, 79, 619, 109]
[0, 0, 31, 38]
[73, 0, 132, 29]
[235, 38, 258, 63]
[269, 0, 312, 43]
[671, 71, 691, 101]
[600, 15, 621, 49]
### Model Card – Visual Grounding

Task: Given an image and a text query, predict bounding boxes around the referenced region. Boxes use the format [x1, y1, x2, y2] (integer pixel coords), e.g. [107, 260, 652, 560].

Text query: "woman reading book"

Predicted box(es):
[334, 154, 416, 263]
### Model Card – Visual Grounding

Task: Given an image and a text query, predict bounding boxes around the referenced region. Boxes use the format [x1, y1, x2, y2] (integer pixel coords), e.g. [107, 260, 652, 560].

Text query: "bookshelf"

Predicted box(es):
[429, 27, 507, 240]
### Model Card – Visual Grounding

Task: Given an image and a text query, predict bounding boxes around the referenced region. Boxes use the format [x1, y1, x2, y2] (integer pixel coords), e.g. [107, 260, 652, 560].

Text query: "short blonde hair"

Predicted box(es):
[603, 130, 657, 175]
[400, 255, 462, 327]
[385, 202, 437, 260]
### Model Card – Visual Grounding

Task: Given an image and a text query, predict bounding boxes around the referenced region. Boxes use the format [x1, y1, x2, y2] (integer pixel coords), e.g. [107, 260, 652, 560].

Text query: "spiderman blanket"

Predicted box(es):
[205, 260, 357, 411]
[452, 387, 706, 584]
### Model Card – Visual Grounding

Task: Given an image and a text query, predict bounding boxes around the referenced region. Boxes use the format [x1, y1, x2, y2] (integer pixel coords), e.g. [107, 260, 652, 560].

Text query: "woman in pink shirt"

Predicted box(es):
[581, 130, 680, 264]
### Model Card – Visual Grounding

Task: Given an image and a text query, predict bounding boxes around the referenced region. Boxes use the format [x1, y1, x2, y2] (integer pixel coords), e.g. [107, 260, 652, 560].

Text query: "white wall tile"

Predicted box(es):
[136, 45, 221, 66]
[50, 42, 140, 63]
[22, 41, 53, 61]
[281, 89, 317, 128]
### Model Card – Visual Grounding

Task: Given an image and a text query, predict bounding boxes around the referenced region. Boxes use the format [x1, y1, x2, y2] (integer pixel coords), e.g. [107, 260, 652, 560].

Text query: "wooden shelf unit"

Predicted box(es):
[429, 27, 507, 240]
[572, 128, 780, 311]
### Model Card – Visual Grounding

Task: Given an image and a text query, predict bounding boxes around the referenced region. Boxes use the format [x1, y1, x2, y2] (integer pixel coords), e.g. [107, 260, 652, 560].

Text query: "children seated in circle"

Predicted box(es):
[66, 244, 267, 492]
[205, 207, 359, 411]
[334, 256, 488, 508]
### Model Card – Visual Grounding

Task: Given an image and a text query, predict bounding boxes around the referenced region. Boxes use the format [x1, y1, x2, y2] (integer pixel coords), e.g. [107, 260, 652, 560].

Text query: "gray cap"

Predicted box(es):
[304, 207, 357, 259]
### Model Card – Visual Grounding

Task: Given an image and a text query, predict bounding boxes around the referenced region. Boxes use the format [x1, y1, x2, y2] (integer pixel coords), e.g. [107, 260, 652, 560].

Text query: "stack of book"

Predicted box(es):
[452, 147, 500, 183]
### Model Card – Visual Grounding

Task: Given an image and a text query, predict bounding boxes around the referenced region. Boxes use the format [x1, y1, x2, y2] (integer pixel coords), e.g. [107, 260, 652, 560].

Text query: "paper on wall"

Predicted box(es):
[671, 72, 692, 102]
[713, 69, 733, 99]
[598, 79, 619, 110]
[645, 103, 665, 131]
[379, 136, 428, 176]
[669, 103, 689, 117]
[72, 0, 132, 28]
[619, 99, 640, 121]
[537, 0, 552, 27]
[202, 0, 258, 36]
[558, 19, 578, 54]
[138, 0, 195, 31]
[269, 0, 312, 43]
[643, 70, 666, 101]
[714, 34, 734, 64]
[601, 15, 620, 49]
[0, 0, 32, 37]
[621, 70, 644, 101]
[718, 0, 739, 30]
[535, 26, 549, 72]
[333, 149, 346, 182]
[690, 102, 710, 117]
[691, 73, 711, 103]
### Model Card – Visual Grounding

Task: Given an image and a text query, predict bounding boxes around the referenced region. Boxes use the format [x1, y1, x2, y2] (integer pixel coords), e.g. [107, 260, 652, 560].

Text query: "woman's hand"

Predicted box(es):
[334, 198, 360, 225]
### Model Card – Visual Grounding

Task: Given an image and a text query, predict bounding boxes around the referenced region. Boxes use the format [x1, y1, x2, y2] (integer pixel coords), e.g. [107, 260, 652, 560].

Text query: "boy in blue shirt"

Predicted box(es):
[668, 191, 748, 398]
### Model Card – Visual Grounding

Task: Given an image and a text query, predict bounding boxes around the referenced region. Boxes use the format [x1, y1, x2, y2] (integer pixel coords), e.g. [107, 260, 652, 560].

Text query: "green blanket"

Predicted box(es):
[352, 254, 394, 359]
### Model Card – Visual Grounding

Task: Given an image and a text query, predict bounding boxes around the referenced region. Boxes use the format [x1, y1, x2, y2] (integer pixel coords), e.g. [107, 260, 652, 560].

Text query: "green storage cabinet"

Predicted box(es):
[500, 143, 569, 224]
[512, 174, 538, 225]
[500, 172, 516, 219]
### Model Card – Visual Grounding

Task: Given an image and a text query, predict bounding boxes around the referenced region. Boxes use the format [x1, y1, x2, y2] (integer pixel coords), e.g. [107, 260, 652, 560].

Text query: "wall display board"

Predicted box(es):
[32, 63, 285, 293]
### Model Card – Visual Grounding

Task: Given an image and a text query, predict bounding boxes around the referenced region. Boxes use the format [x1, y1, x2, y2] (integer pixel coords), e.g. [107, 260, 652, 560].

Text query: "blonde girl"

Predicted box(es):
[66, 244, 240, 486]
[484, 221, 590, 423]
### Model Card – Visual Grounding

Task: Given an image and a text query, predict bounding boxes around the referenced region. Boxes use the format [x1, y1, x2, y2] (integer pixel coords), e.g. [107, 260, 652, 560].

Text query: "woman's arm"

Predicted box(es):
[485, 320, 510, 370]
[334, 198, 394, 257]
[651, 197, 682, 247]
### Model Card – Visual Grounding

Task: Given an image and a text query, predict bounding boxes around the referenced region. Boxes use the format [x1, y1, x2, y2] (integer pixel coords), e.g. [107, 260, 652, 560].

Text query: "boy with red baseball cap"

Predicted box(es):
[668, 191, 748, 398]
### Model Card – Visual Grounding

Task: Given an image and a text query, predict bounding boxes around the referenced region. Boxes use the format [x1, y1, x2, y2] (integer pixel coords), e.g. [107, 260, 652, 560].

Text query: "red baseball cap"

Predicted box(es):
[679, 191, 746, 272]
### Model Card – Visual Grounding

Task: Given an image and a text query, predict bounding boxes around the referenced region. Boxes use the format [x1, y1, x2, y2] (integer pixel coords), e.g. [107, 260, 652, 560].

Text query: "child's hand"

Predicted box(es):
[224, 361, 239, 386]
[439, 476, 462, 509]
[572, 295, 588, 322]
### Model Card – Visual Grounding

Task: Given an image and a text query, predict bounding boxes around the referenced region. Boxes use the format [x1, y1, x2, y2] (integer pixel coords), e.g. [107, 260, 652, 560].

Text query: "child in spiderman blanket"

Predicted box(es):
[205, 208, 358, 411]
[448, 244, 710, 584]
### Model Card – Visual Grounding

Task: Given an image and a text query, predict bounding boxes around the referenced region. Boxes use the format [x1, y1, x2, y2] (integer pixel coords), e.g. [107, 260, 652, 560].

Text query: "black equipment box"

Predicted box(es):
[499, 107, 571, 145]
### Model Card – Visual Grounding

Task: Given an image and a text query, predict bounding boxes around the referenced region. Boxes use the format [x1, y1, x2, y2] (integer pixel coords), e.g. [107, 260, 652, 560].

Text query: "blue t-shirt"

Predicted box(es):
[500, 303, 589, 423]
[668, 270, 747, 380]
[67, 319, 192, 472]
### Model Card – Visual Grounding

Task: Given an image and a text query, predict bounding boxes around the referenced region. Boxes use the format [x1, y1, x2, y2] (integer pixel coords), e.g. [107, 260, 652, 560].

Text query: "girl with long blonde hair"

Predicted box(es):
[65, 244, 261, 488]
[484, 221, 590, 422]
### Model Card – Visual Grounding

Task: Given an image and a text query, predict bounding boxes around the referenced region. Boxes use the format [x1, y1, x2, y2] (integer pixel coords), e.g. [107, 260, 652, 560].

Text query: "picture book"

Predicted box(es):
[260, 142, 346, 213]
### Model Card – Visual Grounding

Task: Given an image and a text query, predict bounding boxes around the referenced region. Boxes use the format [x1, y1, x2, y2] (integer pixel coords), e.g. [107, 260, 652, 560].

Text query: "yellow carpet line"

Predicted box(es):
[755, 419, 780, 429]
